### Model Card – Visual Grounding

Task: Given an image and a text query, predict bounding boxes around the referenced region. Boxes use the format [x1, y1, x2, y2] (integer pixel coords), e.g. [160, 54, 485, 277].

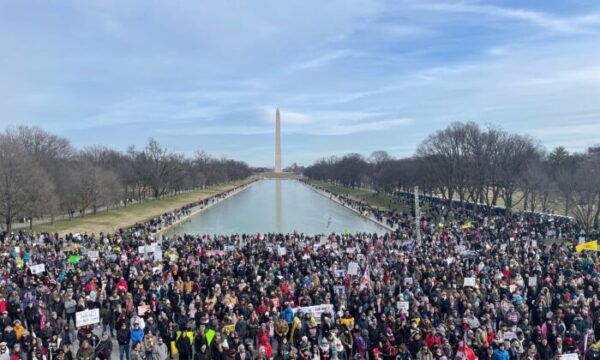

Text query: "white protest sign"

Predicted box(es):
[345, 247, 355, 254]
[299, 304, 335, 324]
[463, 277, 476, 287]
[335, 269, 346, 277]
[138, 244, 156, 254]
[333, 285, 345, 295]
[404, 277, 413, 285]
[560, 354, 579, 360]
[14, 246, 20, 253]
[455, 245, 466, 253]
[503, 331, 517, 341]
[88, 250, 99, 261]
[76, 308, 100, 327]
[153, 250, 163, 261]
[578, 236, 586, 245]
[347, 262, 359, 276]
[278, 247, 287, 256]
[500, 244, 507, 252]
[397, 301, 409, 311]
[509, 284, 517, 293]
[30, 264, 45, 274]
[531, 240, 537, 248]
[528, 276, 537, 287]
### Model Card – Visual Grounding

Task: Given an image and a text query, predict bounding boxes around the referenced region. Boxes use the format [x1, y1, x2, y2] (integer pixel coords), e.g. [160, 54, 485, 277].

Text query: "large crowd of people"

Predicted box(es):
[0, 181, 598, 360]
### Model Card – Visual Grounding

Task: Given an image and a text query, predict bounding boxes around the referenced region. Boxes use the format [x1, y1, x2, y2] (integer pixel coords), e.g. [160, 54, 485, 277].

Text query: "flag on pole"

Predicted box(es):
[575, 240, 598, 252]
[359, 267, 370, 291]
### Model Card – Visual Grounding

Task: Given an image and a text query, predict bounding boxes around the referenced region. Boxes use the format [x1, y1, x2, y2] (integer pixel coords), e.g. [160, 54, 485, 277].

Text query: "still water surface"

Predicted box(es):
[165, 179, 386, 236]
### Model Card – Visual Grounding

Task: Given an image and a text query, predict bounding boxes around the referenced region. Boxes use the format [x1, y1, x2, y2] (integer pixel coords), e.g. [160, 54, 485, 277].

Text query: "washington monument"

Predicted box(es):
[275, 108, 282, 173]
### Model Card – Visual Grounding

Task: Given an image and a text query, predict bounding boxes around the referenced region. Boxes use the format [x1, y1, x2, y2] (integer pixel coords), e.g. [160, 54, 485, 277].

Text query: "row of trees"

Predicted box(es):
[304, 122, 600, 233]
[0, 126, 252, 232]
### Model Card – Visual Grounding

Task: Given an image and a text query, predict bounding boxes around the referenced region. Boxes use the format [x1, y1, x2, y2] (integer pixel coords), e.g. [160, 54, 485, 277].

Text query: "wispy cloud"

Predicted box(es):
[289, 50, 364, 70]
[418, 2, 600, 33]
[1, 0, 600, 165]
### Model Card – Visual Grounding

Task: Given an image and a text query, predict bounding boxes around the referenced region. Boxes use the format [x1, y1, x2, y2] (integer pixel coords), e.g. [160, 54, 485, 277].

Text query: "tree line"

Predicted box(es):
[0, 126, 252, 232]
[304, 121, 600, 233]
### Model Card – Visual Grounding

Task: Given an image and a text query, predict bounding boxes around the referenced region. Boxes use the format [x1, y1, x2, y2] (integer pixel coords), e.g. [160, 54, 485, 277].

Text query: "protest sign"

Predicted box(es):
[138, 305, 150, 316]
[278, 247, 287, 256]
[222, 324, 235, 335]
[271, 298, 280, 307]
[347, 262, 359, 276]
[528, 276, 537, 287]
[68, 255, 80, 264]
[560, 354, 579, 360]
[88, 250, 99, 261]
[463, 277, 476, 287]
[76, 308, 100, 327]
[405, 277, 413, 285]
[299, 304, 335, 324]
[397, 301, 409, 311]
[345, 247, 355, 254]
[30, 264, 45, 274]
[335, 269, 346, 277]
[333, 285, 345, 295]
[205, 250, 226, 257]
[138, 244, 155, 254]
[153, 250, 163, 261]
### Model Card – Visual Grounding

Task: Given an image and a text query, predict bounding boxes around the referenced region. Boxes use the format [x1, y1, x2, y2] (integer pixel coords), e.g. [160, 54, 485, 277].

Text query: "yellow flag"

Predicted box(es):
[461, 222, 472, 230]
[575, 240, 598, 252]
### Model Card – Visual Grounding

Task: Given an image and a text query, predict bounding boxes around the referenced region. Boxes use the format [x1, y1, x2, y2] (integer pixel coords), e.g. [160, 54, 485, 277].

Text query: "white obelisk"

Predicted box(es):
[275, 108, 282, 173]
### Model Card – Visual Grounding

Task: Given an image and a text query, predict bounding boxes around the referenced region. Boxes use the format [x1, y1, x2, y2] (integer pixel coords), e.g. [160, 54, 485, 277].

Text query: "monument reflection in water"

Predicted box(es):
[165, 179, 386, 236]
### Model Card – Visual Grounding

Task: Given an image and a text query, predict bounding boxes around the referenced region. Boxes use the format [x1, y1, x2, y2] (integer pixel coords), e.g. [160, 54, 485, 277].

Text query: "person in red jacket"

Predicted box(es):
[257, 334, 272, 358]
[116, 278, 128, 293]
[425, 329, 442, 348]
[0, 295, 7, 314]
[456, 341, 477, 360]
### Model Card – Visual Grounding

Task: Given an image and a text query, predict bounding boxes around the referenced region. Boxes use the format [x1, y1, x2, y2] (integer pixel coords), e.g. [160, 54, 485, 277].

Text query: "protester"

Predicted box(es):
[0, 182, 597, 360]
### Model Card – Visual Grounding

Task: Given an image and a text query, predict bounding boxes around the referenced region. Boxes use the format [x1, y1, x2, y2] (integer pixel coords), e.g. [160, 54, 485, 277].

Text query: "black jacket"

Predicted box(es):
[117, 328, 131, 346]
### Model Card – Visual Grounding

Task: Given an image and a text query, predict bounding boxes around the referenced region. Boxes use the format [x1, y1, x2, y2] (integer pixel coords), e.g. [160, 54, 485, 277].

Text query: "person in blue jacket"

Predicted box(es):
[493, 342, 510, 360]
[282, 303, 294, 324]
[129, 322, 144, 347]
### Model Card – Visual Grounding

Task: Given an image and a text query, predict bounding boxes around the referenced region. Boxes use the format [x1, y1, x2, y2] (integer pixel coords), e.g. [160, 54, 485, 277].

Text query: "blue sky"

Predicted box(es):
[1, 0, 599, 167]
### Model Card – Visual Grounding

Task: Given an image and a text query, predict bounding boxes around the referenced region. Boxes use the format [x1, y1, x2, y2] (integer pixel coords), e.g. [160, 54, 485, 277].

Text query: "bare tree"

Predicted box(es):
[0, 134, 55, 232]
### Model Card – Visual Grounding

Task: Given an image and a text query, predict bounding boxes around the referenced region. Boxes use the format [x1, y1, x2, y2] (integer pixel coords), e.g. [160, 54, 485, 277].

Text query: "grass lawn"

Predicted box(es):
[306, 180, 411, 213]
[35, 179, 253, 235]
